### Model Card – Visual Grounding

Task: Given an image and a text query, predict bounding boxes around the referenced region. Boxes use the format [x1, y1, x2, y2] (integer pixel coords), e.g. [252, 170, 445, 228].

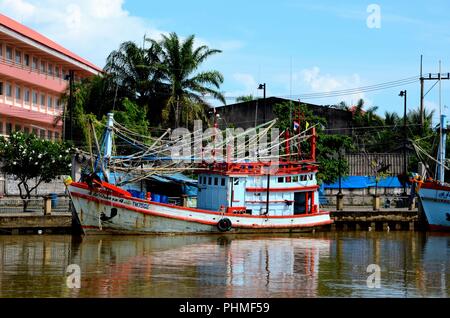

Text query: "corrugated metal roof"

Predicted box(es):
[150, 173, 197, 184]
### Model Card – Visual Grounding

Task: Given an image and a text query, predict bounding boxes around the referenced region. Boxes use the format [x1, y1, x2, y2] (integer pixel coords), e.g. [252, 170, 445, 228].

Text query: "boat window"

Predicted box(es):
[208, 177, 212, 185]
[221, 178, 225, 186]
[293, 176, 299, 182]
[278, 177, 284, 183]
[214, 177, 218, 186]
[308, 174, 313, 180]
[233, 178, 239, 185]
[198, 176, 201, 184]
[203, 176, 206, 184]
[300, 175, 307, 181]
[286, 176, 291, 183]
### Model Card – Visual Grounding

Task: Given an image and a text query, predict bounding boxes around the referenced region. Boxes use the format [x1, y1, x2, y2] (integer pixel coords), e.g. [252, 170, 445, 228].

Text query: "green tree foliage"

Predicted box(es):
[113, 98, 149, 137]
[104, 40, 167, 125]
[0, 132, 73, 211]
[316, 134, 354, 184]
[111, 98, 150, 154]
[273, 101, 354, 184]
[236, 95, 255, 102]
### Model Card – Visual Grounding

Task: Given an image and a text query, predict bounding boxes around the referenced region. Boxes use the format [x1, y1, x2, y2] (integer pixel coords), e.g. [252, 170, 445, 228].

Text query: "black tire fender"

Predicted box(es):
[217, 218, 232, 232]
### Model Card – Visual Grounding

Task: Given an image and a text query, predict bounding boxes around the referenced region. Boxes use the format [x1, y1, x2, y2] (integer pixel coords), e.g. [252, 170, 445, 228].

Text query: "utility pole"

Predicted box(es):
[257, 83, 266, 126]
[69, 70, 74, 141]
[176, 96, 179, 128]
[399, 90, 407, 196]
[420, 55, 424, 130]
[420, 71, 450, 130]
[64, 70, 75, 141]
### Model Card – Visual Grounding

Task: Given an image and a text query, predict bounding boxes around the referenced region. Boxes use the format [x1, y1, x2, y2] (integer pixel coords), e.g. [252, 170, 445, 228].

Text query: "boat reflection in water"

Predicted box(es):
[69, 235, 330, 298]
[0, 232, 448, 297]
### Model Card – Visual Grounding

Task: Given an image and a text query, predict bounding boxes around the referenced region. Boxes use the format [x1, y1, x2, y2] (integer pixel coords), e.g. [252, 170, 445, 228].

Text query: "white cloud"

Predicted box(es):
[298, 66, 367, 106]
[233, 73, 257, 93]
[0, 0, 240, 69]
[216, 40, 244, 51]
[0, 0, 166, 67]
[1, 0, 35, 20]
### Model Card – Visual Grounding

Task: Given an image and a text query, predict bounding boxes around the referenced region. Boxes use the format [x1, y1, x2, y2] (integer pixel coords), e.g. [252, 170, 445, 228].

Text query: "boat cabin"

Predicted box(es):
[196, 162, 319, 216]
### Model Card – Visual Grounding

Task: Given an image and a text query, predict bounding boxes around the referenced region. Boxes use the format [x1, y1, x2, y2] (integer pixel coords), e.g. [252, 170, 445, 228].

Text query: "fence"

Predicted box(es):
[0, 196, 71, 214]
[345, 153, 413, 176]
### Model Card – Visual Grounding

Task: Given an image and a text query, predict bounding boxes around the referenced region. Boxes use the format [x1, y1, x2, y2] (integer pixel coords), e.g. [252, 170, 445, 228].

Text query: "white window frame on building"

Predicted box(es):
[47, 96, 53, 110]
[6, 82, 12, 97]
[32, 91, 38, 105]
[40, 93, 45, 109]
[32, 56, 38, 70]
[15, 86, 21, 100]
[6, 46, 12, 60]
[24, 88, 30, 103]
[24, 54, 30, 67]
[15, 50, 21, 64]
[40, 60, 46, 73]
[6, 122, 12, 135]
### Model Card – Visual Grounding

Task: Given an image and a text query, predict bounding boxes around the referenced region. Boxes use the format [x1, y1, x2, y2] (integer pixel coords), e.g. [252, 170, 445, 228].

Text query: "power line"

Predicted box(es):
[203, 75, 420, 101]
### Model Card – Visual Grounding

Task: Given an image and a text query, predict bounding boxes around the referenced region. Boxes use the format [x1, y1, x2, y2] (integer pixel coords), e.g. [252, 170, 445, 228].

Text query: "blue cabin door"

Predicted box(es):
[229, 177, 246, 207]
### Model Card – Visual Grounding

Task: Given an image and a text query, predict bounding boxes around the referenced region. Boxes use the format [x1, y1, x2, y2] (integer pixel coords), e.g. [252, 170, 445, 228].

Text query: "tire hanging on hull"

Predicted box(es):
[217, 218, 232, 232]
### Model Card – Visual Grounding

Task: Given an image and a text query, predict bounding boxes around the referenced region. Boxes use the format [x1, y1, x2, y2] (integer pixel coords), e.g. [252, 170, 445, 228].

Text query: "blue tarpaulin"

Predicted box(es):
[323, 176, 407, 189]
[148, 173, 198, 197]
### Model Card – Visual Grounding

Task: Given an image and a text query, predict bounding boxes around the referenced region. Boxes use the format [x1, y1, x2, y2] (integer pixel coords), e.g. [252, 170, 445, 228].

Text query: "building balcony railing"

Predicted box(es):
[0, 59, 69, 93]
[0, 101, 63, 126]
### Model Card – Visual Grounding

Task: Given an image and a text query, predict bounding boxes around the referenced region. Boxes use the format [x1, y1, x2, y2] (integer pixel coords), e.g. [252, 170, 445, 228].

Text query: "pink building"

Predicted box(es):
[0, 14, 101, 140]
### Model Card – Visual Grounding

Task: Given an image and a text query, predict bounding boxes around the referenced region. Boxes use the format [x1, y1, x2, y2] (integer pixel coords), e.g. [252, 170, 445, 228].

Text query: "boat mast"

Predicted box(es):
[437, 61, 446, 183]
[438, 114, 447, 183]
[104, 112, 114, 181]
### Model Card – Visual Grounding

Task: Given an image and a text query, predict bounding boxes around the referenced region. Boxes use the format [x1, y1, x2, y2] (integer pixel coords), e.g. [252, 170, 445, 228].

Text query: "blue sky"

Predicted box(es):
[2, 0, 450, 122]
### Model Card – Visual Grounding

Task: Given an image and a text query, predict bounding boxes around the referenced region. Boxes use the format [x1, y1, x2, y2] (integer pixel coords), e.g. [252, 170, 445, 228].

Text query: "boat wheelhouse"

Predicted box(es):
[197, 162, 320, 217]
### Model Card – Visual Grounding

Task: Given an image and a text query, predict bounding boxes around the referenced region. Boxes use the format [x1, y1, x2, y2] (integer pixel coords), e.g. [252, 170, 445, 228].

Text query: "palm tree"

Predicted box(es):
[236, 95, 254, 102]
[104, 40, 168, 125]
[150, 32, 225, 127]
[384, 111, 400, 126]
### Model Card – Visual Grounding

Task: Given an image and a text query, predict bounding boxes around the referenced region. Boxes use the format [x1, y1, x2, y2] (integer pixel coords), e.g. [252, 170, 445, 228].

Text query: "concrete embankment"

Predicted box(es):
[325, 206, 420, 231]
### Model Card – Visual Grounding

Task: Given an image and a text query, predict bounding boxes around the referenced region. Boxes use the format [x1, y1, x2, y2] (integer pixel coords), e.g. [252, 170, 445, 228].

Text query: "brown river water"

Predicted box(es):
[0, 231, 448, 298]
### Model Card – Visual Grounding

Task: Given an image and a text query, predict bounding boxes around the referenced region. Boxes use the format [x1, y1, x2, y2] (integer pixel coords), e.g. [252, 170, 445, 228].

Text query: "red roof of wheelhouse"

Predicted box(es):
[0, 13, 102, 73]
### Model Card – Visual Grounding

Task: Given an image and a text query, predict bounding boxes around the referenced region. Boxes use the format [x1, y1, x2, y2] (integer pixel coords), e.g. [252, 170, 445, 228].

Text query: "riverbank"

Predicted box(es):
[0, 204, 424, 234]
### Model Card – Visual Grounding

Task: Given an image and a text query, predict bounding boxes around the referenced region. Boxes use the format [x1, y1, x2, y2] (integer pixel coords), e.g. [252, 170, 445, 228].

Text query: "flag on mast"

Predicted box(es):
[293, 121, 300, 131]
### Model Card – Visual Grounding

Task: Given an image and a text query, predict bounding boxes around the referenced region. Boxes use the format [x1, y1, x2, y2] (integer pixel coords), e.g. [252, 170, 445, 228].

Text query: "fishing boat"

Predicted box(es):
[65, 113, 333, 234]
[416, 114, 450, 231]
